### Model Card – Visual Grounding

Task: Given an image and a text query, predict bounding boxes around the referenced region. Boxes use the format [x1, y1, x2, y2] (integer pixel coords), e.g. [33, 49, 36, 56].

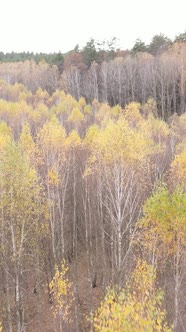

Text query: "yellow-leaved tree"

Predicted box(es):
[49, 261, 74, 332]
[19, 122, 40, 168]
[138, 186, 186, 331]
[92, 260, 171, 332]
[0, 142, 48, 332]
[168, 148, 186, 191]
[83, 117, 153, 287]
[0, 121, 12, 151]
[37, 116, 67, 262]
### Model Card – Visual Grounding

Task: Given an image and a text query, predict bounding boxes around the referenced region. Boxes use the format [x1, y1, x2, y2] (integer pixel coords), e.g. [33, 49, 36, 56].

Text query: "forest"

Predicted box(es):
[0, 32, 186, 332]
[1, 32, 186, 118]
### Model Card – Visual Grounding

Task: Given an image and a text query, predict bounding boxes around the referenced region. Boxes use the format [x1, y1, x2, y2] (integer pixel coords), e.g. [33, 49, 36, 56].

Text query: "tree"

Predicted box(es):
[0, 142, 47, 332]
[51, 51, 64, 72]
[84, 115, 153, 287]
[49, 261, 74, 332]
[149, 34, 172, 56]
[169, 148, 186, 191]
[174, 30, 186, 43]
[19, 122, 39, 167]
[132, 38, 148, 53]
[0, 121, 12, 151]
[37, 117, 67, 263]
[138, 186, 186, 330]
[67, 106, 84, 132]
[92, 260, 171, 332]
[82, 38, 98, 67]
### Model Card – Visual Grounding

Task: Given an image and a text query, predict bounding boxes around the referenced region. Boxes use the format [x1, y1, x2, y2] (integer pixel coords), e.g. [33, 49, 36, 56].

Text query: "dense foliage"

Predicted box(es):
[0, 31, 186, 119]
[0, 52, 185, 331]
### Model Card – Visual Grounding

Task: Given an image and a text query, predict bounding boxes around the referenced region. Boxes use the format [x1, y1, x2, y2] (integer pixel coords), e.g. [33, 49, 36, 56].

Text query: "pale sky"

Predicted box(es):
[0, 0, 185, 53]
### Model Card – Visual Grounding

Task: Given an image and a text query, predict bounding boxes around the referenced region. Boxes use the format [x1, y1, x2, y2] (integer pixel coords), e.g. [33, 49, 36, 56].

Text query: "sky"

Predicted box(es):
[0, 0, 185, 54]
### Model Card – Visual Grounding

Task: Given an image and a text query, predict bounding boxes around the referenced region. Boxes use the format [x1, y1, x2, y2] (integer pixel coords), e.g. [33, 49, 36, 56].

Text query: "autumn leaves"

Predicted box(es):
[0, 87, 185, 331]
[93, 261, 171, 332]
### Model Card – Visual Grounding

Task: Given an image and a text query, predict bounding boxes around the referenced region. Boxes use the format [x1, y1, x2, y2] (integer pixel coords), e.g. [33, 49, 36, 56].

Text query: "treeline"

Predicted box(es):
[0, 82, 185, 331]
[0, 51, 64, 69]
[1, 31, 186, 64]
[0, 32, 186, 119]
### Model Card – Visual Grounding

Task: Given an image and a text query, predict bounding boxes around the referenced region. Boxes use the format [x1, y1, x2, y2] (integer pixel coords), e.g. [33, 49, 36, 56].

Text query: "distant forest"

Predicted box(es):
[0, 31, 186, 119]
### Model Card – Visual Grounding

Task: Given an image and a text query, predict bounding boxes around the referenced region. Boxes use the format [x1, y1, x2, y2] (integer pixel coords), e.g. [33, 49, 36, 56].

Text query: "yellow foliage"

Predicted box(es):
[124, 102, 143, 127]
[18, 90, 32, 102]
[20, 123, 36, 154]
[96, 103, 122, 125]
[144, 115, 170, 143]
[78, 96, 86, 109]
[85, 119, 152, 167]
[0, 121, 12, 151]
[65, 130, 81, 148]
[95, 103, 111, 123]
[67, 107, 84, 124]
[169, 148, 186, 189]
[131, 260, 155, 295]
[49, 261, 73, 321]
[92, 260, 171, 332]
[19, 122, 42, 168]
[169, 112, 186, 154]
[139, 186, 186, 258]
[48, 168, 60, 186]
[140, 115, 170, 158]
[37, 116, 66, 153]
[0, 142, 48, 251]
[0, 121, 12, 137]
[36, 87, 49, 100]
[110, 105, 122, 118]
[83, 104, 92, 115]
[83, 124, 99, 148]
